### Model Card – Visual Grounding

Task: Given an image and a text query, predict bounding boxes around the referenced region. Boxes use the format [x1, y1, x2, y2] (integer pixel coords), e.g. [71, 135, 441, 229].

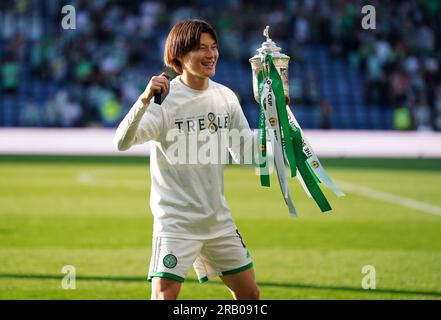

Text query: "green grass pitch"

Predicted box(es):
[0, 155, 440, 300]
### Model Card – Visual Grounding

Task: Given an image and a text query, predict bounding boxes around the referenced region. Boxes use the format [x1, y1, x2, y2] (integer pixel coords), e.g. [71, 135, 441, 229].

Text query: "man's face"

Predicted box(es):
[180, 32, 218, 79]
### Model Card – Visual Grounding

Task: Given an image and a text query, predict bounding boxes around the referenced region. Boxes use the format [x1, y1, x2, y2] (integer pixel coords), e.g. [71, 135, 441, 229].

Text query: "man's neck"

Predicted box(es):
[180, 73, 209, 91]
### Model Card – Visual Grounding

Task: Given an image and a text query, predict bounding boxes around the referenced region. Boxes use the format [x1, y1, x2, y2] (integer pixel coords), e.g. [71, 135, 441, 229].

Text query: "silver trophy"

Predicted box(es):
[249, 26, 290, 103]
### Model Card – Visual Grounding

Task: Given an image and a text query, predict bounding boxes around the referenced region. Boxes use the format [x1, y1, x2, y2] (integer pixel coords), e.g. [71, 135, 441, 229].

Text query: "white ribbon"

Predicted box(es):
[286, 105, 345, 197]
[261, 79, 297, 217]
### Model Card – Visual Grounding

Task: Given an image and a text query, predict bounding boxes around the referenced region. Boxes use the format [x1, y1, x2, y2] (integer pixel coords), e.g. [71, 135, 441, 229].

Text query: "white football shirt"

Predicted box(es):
[114, 76, 253, 239]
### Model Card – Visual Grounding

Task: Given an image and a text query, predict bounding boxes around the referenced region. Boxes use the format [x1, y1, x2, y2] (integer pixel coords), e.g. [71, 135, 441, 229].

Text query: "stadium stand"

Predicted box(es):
[1, 0, 440, 130]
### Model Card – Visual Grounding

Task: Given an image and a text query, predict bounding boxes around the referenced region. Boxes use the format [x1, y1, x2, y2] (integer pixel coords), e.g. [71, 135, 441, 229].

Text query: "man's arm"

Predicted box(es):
[114, 74, 169, 151]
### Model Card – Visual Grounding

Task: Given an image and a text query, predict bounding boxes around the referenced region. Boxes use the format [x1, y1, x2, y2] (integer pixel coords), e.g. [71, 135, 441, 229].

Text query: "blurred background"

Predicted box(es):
[1, 0, 441, 300]
[1, 0, 440, 130]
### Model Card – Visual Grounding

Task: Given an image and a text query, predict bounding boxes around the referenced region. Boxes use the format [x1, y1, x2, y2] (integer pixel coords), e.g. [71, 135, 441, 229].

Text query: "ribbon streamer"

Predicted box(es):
[260, 77, 297, 217]
[285, 106, 345, 198]
[256, 55, 344, 215]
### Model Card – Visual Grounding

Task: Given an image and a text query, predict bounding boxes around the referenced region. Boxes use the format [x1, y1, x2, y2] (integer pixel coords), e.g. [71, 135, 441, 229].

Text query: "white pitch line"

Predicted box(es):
[336, 180, 441, 217]
[76, 173, 146, 190]
[77, 173, 93, 185]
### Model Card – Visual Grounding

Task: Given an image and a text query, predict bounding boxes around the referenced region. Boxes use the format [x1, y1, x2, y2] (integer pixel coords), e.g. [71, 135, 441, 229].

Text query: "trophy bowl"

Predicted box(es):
[249, 26, 290, 103]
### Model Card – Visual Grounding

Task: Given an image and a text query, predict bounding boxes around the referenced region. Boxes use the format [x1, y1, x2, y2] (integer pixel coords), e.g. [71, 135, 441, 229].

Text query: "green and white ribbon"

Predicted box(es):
[260, 76, 296, 217]
[285, 107, 345, 198]
[256, 54, 344, 215]
[257, 70, 270, 187]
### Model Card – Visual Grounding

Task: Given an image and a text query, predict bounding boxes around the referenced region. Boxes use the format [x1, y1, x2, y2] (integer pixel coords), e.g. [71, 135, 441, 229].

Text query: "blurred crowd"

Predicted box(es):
[1, 0, 440, 130]
[338, 0, 441, 131]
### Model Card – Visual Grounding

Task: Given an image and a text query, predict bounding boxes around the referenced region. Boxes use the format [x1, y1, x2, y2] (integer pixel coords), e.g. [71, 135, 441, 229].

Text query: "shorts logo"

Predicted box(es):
[163, 254, 178, 269]
[269, 117, 277, 126]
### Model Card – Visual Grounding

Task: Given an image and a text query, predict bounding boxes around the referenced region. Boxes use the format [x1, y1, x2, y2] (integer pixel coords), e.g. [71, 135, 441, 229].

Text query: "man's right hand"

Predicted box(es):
[139, 73, 170, 106]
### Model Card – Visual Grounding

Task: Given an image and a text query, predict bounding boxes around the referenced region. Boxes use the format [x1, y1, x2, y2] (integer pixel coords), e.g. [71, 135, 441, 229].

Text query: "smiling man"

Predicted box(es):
[114, 19, 259, 300]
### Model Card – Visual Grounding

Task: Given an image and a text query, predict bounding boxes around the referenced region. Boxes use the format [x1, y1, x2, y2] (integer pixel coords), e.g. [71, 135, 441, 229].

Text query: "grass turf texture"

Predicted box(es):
[0, 155, 440, 300]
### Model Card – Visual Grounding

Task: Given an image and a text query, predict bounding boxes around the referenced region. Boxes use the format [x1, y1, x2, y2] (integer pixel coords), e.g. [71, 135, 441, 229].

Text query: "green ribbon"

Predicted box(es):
[257, 70, 270, 187]
[256, 54, 333, 213]
[285, 105, 345, 197]
[289, 124, 332, 212]
[266, 55, 297, 178]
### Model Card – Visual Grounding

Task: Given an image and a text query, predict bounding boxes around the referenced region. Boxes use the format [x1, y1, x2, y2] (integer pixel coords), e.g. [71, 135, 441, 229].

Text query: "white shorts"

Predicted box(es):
[148, 228, 253, 283]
